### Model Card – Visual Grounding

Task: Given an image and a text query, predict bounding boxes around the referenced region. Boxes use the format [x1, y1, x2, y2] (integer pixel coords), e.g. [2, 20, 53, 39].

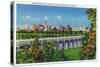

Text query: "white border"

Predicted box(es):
[14, 1, 97, 8]
[12, 1, 97, 66]
[13, 1, 17, 66]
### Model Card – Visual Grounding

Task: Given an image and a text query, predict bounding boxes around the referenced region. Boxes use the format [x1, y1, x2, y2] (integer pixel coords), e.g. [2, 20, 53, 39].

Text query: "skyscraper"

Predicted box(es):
[44, 20, 48, 31]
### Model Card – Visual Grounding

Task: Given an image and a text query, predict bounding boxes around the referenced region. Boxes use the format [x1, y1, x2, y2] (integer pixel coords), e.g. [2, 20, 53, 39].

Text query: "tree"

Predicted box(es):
[42, 40, 64, 62]
[86, 9, 96, 32]
[82, 9, 96, 59]
[32, 37, 42, 62]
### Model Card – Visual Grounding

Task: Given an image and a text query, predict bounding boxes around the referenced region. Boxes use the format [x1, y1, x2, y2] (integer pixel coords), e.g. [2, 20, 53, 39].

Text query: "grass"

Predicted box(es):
[64, 47, 82, 60]
[16, 32, 83, 40]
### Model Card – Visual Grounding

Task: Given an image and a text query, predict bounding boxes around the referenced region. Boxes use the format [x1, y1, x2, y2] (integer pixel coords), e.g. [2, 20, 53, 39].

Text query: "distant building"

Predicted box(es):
[16, 24, 31, 32]
[32, 24, 45, 32]
[16, 21, 90, 33]
[23, 24, 31, 31]
[43, 20, 48, 31]
[56, 25, 66, 32]
[72, 26, 90, 32]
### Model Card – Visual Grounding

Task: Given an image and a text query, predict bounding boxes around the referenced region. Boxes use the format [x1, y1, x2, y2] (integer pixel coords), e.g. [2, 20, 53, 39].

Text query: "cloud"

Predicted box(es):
[56, 15, 62, 20]
[22, 15, 31, 20]
[26, 16, 31, 19]
[22, 15, 40, 22]
[44, 16, 48, 20]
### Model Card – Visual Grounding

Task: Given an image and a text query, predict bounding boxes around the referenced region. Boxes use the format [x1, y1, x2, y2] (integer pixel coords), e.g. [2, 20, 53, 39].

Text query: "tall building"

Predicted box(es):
[43, 20, 48, 31]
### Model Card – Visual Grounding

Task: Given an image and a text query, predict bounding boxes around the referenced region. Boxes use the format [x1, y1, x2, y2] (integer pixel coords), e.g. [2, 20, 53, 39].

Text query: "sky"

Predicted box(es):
[17, 4, 91, 28]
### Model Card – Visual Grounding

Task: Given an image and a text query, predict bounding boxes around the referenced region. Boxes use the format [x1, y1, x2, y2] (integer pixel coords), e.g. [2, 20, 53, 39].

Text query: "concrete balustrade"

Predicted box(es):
[16, 35, 84, 50]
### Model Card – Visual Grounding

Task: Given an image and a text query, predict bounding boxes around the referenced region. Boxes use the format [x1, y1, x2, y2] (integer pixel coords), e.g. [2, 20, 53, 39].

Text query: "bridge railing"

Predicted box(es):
[16, 35, 84, 50]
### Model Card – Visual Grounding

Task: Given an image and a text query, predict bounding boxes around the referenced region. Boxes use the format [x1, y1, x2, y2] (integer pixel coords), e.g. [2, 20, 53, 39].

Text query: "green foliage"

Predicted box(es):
[86, 9, 96, 23]
[16, 49, 34, 64]
[82, 32, 89, 47]
[16, 37, 83, 63]
[86, 9, 96, 32]
[31, 37, 42, 62]
[32, 37, 40, 48]
[41, 40, 64, 62]
[81, 9, 96, 60]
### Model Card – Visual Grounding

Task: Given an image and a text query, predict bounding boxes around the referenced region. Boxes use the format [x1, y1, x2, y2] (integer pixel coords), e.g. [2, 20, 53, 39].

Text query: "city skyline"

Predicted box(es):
[17, 4, 91, 28]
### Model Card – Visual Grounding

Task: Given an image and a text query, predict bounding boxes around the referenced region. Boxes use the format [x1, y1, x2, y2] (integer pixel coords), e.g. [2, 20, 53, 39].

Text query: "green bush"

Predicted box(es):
[16, 49, 34, 64]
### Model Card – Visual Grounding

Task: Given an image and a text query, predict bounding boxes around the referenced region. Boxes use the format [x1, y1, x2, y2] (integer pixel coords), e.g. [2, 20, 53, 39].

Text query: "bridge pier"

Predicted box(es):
[57, 40, 64, 50]
[64, 40, 69, 49]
